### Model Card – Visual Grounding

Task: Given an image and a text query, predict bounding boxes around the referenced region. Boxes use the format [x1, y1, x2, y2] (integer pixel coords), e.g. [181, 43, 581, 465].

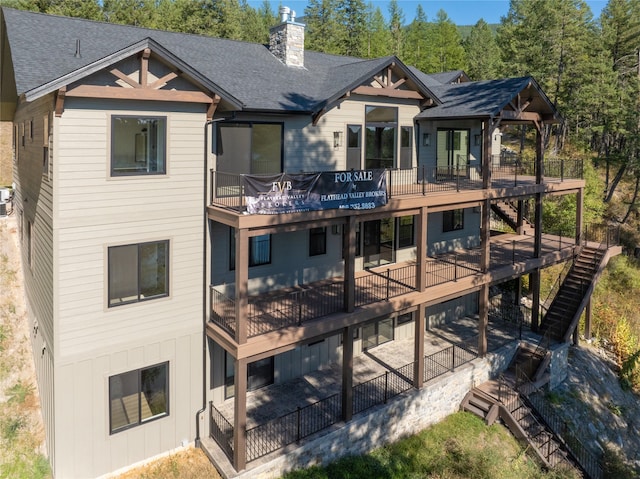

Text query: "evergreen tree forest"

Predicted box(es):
[3, 0, 640, 383]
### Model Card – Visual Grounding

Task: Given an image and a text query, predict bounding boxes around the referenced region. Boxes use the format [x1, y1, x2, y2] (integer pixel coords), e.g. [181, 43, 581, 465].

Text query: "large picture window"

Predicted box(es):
[217, 122, 283, 174]
[109, 362, 169, 434]
[108, 240, 169, 307]
[111, 116, 166, 175]
[365, 106, 397, 169]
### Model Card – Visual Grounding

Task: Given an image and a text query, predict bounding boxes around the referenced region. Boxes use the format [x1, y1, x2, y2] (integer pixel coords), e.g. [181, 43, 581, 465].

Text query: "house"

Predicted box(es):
[0, 6, 620, 478]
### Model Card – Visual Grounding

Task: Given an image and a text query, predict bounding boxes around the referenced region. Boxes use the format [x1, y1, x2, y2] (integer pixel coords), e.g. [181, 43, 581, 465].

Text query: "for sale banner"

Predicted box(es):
[244, 169, 387, 214]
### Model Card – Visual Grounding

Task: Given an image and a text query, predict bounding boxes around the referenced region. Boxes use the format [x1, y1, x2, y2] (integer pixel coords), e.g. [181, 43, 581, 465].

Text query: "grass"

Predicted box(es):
[281, 412, 579, 479]
[0, 222, 50, 479]
[116, 448, 221, 479]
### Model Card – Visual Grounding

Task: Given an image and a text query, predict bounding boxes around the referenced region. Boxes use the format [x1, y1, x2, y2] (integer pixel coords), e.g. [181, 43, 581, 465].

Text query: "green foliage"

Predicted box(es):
[464, 19, 503, 80]
[0, 415, 25, 442]
[282, 412, 579, 479]
[6, 381, 34, 405]
[601, 446, 638, 479]
[620, 349, 640, 391]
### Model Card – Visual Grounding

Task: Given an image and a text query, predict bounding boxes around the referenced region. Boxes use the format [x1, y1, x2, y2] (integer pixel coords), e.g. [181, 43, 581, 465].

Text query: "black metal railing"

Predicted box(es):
[527, 394, 603, 479]
[248, 281, 344, 337]
[352, 361, 415, 414]
[210, 160, 583, 210]
[583, 223, 620, 249]
[245, 393, 342, 462]
[426, 249, 482, 287]
[423, 340, 479, 383]
[355, 264, 418, 306]
[210, 287, 236, 335]
[210, 401, 234, 461]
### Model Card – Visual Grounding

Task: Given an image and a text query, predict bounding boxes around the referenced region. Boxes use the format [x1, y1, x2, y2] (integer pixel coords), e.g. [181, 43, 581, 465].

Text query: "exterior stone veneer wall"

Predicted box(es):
[230, 341, 519, 479]
[548, 342, 570, 390]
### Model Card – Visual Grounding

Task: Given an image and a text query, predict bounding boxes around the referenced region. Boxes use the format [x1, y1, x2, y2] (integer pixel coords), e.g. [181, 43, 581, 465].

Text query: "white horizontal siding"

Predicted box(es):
[54, 100, 207, 360]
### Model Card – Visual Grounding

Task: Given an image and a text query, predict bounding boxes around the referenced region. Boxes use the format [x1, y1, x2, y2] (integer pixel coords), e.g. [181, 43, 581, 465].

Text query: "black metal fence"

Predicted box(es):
[210, 401, 234, 461]
[424, 340, 479, 383]
[245, 393, 342, 462]
[352, 361, 416, 414]
[355, 264, 418, 306]
[527, 394, 603, 479]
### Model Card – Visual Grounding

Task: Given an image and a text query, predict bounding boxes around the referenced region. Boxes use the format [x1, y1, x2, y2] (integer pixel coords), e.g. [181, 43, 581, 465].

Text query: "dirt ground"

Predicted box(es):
[0, 214, 48, 476]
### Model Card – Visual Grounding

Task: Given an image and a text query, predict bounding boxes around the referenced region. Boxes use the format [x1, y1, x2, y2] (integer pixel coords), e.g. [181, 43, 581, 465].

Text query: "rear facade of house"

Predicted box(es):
[1, 7, 614, 478]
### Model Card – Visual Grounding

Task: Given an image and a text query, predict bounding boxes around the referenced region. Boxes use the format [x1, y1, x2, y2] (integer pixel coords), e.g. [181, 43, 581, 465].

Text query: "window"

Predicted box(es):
[111, 116, 166, 176]
[224, 353, 274, 399]
[217, 122, 283, 174]
[109, 362, 169, 434]
[108, 240, 169, 307]
[443, 209, 464, 232]
[309, 227, 327, 256]
[365, 106, 397, 169]
[346, 124, 362, 170]
[42, 115, 50, 177]
[13, 124, 18, 162]
[397, 216, 414, 249]
[397, 312, 413, 325]
[400, 126, 413, 168]
[362, 317, 394, 351]
[229, 229, 271, 270]
[437, 129, 469, 174]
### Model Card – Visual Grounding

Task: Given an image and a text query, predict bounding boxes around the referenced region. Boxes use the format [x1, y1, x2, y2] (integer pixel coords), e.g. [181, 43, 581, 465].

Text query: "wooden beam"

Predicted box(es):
[110, 68, 141, 89]
[500, 110, 541, 122]
[65, 84, 214, 103]
[390, 77, 407, 89]
[207, 94, 221, 121]
[140, 48, 151, 87]
[55, 87, 66, 117]
[352, 85, 423, 99]
[148, 71, 178, 90]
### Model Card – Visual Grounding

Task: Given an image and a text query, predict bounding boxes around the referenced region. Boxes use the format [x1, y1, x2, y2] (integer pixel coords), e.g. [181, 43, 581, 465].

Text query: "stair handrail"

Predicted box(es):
[540, 257, 575, 316]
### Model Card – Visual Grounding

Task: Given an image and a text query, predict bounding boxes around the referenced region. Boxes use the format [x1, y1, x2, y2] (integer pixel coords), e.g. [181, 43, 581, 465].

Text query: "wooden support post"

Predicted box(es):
[478, 284, 489, 357]
[414, 305, 425, 388]
[584, 298, 592, 340]
[576, 188, 584, 245]
[233, 357, 248, 471]
[343, 216, 356, 312]
[481, 199, 491, 273]
[531, 270, 541, 332]
[482, 120, 492, 189]
[516, 199, 524, 235]
[235, 228, 248, 344]
[341, 326, 354, 422]
[416, 207, 427, 292]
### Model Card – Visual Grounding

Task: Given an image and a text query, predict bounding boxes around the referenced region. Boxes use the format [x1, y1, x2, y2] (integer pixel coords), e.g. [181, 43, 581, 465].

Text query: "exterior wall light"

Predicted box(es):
[422, 133, 430, 146]
[474, 134, 482, 146]
[333, 131, 343, 148]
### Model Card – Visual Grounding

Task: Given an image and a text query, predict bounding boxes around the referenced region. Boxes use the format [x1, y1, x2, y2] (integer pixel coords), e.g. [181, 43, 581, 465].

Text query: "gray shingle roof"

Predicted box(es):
[1, 8, 436, 113]
[2, 8, 558, 122]
[416, 77, 558, 120]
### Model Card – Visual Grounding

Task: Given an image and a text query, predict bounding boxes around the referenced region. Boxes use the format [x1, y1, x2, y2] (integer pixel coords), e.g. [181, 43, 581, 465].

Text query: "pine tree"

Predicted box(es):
[364, 3, 391, 58]
[304, 0, 342, 54]
[464, 19, 502, 80]
[387, 0, 404, 57]
[403, 5, 429, 69]
[424, 9, 466, 72]
[337, 0, 367, 57]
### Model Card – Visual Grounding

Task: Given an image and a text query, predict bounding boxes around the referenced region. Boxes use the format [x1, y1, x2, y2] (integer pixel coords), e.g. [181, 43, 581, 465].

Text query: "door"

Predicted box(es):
[363, 219, 395, 268]
[437, 129, 469, 178]
[362, 318, 394, 351]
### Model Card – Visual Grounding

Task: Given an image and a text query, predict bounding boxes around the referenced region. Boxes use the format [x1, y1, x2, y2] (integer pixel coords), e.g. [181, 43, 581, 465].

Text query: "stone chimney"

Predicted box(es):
[269, 6, 305, 68]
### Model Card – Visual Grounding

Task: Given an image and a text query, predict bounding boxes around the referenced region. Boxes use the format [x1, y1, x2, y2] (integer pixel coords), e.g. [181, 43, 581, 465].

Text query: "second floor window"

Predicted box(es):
[111, 116, 166, 176]
[108, 240, 169, 307]
[309, 227, 327, 256]
[217, 122, 283, 175]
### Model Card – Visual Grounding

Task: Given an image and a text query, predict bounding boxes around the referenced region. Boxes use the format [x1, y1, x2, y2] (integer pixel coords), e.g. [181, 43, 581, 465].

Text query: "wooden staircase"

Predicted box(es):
[491, 200, 534, 235]
[539, 246, 606, 342]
